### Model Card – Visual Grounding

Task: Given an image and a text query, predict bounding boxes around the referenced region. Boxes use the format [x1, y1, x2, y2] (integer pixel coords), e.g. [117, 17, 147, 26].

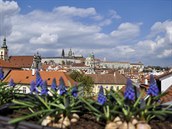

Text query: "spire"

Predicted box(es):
[2, 37, 7, 49]
[68, 48, 72, 57]
[62, 49, 65, 57]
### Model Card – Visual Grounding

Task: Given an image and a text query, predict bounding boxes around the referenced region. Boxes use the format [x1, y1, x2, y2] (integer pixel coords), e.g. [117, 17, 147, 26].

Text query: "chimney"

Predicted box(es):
[145, 78, 148, 85]
[114, 72, 116, 77]
[32, 69, 35, 76]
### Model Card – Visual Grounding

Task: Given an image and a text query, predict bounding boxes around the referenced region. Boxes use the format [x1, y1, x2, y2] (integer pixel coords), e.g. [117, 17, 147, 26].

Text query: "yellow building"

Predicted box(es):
[87, 71, 127, 94]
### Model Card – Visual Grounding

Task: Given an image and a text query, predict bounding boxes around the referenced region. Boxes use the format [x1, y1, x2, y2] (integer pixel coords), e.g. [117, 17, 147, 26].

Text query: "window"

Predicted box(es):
[23, 87, 26, 93]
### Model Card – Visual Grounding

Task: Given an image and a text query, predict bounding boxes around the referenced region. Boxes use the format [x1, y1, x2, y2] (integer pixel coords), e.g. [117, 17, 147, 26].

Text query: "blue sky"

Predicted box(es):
[0, 0, 172, 66]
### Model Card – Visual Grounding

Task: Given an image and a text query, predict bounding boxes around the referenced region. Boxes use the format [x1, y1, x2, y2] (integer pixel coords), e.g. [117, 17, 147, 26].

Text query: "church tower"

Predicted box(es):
[32, 52, 42, 70]
[0, 37, 9, 60]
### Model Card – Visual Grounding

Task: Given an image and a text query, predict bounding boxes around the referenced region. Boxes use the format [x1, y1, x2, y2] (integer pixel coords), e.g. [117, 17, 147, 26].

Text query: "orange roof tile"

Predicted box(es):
[8, 56, 33, 68]
[87, 71, 127, 85]
[161, 85, 172, 103]
[71, 63, 88, 67]
[3, 70, 75, 87]
[0, 59, 21, 68]
[156, 71, 172, 80]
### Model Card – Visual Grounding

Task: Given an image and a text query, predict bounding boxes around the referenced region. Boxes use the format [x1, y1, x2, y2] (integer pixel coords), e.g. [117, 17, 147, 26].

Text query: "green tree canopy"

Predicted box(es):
[69, 71, 94, 96]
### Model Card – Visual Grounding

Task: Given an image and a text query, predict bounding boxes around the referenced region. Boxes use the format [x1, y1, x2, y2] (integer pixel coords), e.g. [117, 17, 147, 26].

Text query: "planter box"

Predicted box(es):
[0, 116, 58, 129]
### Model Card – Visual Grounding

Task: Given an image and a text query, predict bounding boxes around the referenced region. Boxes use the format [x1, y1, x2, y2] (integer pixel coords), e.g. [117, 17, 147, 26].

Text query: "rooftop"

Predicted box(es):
[87, 71, 127, 84]
[3, 70, 75, 86]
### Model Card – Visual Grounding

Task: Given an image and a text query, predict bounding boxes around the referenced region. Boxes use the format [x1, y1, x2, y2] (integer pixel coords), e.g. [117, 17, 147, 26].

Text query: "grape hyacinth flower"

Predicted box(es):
[51, 78, 57, 91]
[124, 78, 135, 101]
[9, 78, 15, 87]
[0, 67, 4, 80]
[147, 74, 159, 97]
[58, 77, 67, 95]
[97, 86, 106, 105]
[41, 81, 48, 95]
[35, 70, 43, 87]
[109, 86, 116, 103]
[71, 83, 78, 97]
[30, 80, 38, 94]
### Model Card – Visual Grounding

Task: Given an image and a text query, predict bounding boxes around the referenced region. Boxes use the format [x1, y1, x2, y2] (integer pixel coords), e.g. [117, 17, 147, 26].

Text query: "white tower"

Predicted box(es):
[0, 37, 8, 60]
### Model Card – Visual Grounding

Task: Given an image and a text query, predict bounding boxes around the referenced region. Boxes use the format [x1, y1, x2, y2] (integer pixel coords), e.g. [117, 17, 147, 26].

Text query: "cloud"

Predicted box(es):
[30, 33, 58, 44]
[0, 0, 171, 66]
[0, 0, 20, 36]
[108, 10, 121, 19]
[158, 49, 172, 58]
[53, 6, 96, 17]
[0, 0, 20, 15]
[133, 21, 172, 65]
[110, 22, 142, 40]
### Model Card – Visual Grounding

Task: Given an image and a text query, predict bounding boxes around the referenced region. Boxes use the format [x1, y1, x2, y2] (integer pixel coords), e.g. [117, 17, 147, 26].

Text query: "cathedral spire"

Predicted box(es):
[62, 49, 65, 58]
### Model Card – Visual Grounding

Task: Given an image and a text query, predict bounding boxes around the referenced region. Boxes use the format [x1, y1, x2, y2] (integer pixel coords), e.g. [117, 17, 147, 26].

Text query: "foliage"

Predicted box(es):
[80, 75, 172, 123]
[9, 86, 82, 124]
[69, 70, 94, 96]
[0, 82, 22, 106]
[2, 75, 171, 126]
[80, 88, 120, 122]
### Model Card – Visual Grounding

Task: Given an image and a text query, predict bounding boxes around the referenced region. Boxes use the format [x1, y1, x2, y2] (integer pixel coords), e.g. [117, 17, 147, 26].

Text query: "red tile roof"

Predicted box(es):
[156, 71, 172, 80]
[71, 63, 88, 67]
[161, 85, 172, 103]
[0, 59, 21, 68]
[3, 70, 75, 87]
[87, 71, 127, 84]
[0, 56, 34, 69]
[8, 56, 33, 68]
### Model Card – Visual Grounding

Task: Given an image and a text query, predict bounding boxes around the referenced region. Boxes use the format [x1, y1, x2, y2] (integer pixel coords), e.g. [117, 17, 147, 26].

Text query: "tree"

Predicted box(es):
[69, 71, 94, 96]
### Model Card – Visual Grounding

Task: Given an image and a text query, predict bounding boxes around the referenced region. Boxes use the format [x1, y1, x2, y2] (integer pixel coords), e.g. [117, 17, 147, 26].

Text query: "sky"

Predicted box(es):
[0, 0, 172, 66]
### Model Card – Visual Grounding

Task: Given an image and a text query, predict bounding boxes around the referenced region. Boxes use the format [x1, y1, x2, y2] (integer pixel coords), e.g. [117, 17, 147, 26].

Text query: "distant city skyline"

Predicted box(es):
[0, 0, 172, 66]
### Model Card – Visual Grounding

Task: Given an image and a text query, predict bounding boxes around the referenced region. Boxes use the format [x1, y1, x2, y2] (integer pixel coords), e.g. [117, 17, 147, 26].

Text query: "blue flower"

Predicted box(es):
[30, 80, 38, 94]
[9, 78, 15, 87]
[0, 67, 4, 80]
[35, 70, 43, 87]
[147, 74, 159, 96]
[71, 83, 78, 97]
[97, 86, 106, 105]
[124, 78, 135, 101]
[41, 81, 48, 95]
[51, 78, 57, 91]
[58, 77, 67, 95]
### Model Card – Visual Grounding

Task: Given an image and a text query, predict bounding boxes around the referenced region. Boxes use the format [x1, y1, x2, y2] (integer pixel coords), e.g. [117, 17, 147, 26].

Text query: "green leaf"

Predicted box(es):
[80, 97, 100, 114]
[37, 95, 50, 110]
[50, 103, 65, 109]
[9, 109, 51, 124]
[12, 99, 35, 108]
